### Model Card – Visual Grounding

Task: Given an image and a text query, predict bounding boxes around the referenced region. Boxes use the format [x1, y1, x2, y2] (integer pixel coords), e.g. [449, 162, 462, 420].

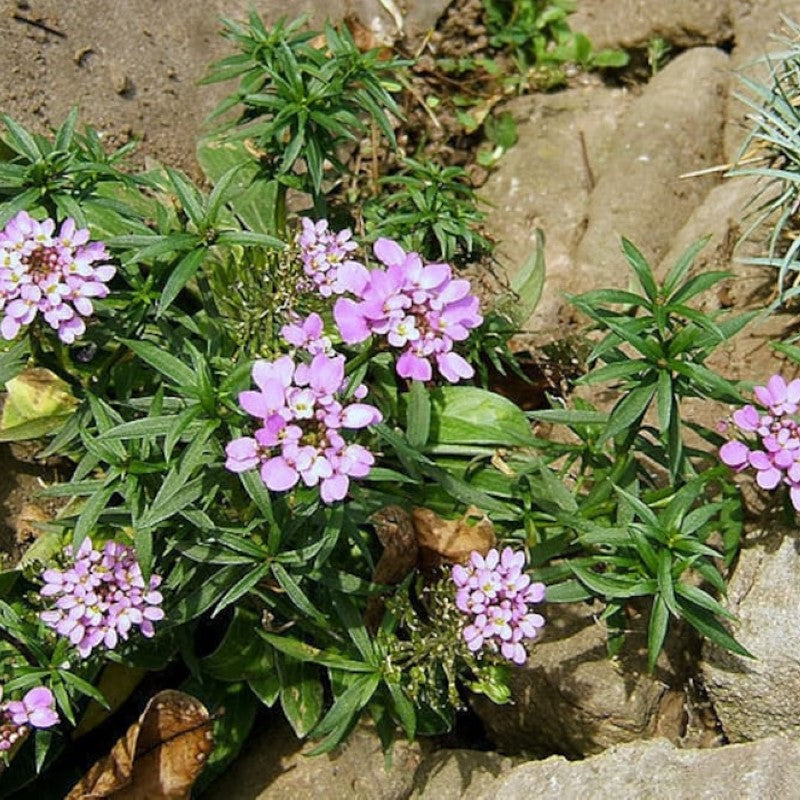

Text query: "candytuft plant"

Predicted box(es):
[0, 9, 767, 795]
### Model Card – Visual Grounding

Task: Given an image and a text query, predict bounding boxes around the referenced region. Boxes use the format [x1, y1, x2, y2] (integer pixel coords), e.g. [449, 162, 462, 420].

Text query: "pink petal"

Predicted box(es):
[262, 457, 299, 491]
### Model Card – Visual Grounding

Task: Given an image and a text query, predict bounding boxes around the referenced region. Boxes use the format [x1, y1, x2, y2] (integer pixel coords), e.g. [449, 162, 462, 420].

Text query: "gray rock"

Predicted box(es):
[480, 83, 631, 330]
[572, 48, 729, 312]
[259, 0, 449, 43]
[410, 749, 518, 800]
[205, 718, 424, 800]
[656, 178, 754, 281]
[702, 534, 800, 742]
[480, 736, 800, 800]
[570, 0, 733, 51]
[471, 601, 695, 758]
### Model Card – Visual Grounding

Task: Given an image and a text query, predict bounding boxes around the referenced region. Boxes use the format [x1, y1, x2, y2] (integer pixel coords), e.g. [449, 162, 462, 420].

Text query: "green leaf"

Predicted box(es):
[54, 107, 80, 152]
[249, 673, 281, 708]
[675, 582, 734, 620]
[424, 463, 511, 514]
[385, 677, 416, 740]
[527, 408, 608, 425]
[656, 370, 672, 433]
[166, 167, 206, 228]
[238, 467, 275, 526]
[331, 593, 375, 663]
[496, 229, 545, 326]
[271, 562, 328, 627]
[656, 549, 679, 616]
[406, 380, 430, 449]
[429, 386, 535, 447]
[647, 595, 669, 671]
[1, 114, 42, 160]
[279, 658, 324, 738]
[577, 359, 649, 386]
[122, 339, 196, 387]
[157, 247, 208, 317]
[614, 486, 659, 527]
[215, 230, 285, 249]
[259, 631, 375, 672]
[676, 596, 752, 658]
[134, 528, 153, 580]
[662, 236, 711, 297]
[73, 482, 118, 548]
[307, 672, 380, 754]
[196, 137, 257, 183]
[139, 476, 204, 528]
[538, 463, 577, 512]
[621, 238, 658, 301]
[543, 579, 593, 602]
[574, 288, 651, 308]
[667, 270, 730, 306]
[569, 563, 655, 598]
[100, 414, 197, 440]
[169, 565, 244, 624]
[599, 382, 656, 444]
[213, 561, 270, 615]
[202, 607, 275, 681]
[592, 48, 629, 68]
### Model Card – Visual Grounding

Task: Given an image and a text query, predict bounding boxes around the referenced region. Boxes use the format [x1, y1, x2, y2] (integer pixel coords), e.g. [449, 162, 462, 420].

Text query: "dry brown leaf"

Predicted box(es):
[365, 505, 420, 630]
[66, 690, 214, 800]
[343, 14, 394, 57]
[370, 505, 420, 585]
[412, 505, 496, 568]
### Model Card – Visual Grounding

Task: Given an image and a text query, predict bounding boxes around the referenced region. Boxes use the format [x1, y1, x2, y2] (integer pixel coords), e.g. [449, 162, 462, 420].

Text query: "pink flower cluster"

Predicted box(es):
[39, 539, 164, 658]
[297, 218, 369, 298]
[452, 547, 545, 665]
[334, 238, 483, 383]
[0, 687, 58, 752]
[720, 374, 800, 510]
[225, 333, 382, 503]
[0, 211, 114, 343]
[281, 312, 333, 356]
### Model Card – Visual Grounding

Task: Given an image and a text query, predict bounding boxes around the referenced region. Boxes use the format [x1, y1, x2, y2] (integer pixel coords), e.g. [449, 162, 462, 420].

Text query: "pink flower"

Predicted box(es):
[281, 312, 333, 356]
[0, 686, 58, 751]
[332, 236, 482, 384]
[226, 352, 382, 505]
[754, 374, 800, 416]
[5, 687, 59, 729]
[296, 217, 369, 297]
[452, 546, 545, 665]
[39, 539, 164, 658]
[720, 375, 800, 511]
[0, 211, 114, 343]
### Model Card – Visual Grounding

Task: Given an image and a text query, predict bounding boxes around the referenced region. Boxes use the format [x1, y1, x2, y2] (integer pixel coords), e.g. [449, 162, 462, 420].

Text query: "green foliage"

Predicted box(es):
[731, 17, 800, 306]
[0, 10, 759, 791]
[204, 12, 407, 224]
[483, 0, 628, 82]
[362, 158, 491, 262]
[569, 238, 753, 480]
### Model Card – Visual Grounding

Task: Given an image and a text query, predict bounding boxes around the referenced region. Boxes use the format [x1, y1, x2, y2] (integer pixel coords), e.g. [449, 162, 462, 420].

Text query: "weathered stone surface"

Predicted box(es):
[480, 736, 800, 799]
[570, 49, 729, 320]
[702, 534, 800, 742]
[410, 749, 518, 800]
[471, 601, 695, 758]
[570, 0, 733, 51]
[268, 0, 450, 43]
[205, 718, 424, 800]
[480, 84, 631, 330]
